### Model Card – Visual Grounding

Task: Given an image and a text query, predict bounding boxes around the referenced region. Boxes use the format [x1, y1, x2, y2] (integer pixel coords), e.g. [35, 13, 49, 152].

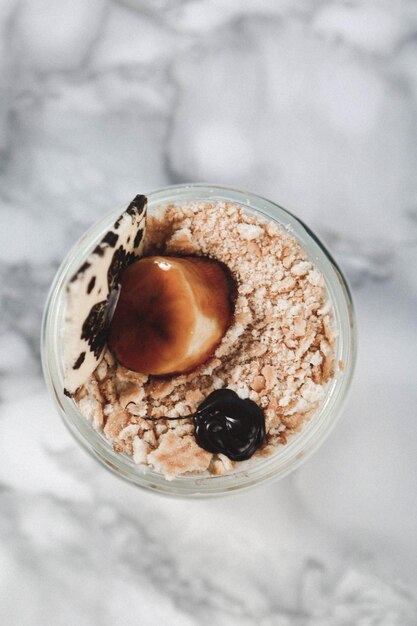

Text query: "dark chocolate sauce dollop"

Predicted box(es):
[193, 389, 265, 461]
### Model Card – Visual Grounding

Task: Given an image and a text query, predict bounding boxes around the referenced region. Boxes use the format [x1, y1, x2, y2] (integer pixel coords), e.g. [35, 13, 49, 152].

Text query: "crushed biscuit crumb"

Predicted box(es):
[76, 201, 336, 479]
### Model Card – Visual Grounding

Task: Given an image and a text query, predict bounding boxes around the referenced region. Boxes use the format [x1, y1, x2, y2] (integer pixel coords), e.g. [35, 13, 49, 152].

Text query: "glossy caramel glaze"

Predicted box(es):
[108, 256, 236, 375]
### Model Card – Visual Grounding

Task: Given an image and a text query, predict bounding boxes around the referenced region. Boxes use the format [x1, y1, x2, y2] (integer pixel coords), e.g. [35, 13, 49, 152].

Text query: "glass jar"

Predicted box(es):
[41, 184, 357, 497]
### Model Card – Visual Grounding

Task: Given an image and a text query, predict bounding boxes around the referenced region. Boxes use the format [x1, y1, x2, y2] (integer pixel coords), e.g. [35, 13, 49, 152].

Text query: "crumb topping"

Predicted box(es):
[75, 201, 337, 480]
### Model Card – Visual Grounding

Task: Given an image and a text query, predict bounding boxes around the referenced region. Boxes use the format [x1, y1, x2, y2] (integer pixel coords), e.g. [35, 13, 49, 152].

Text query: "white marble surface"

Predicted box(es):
[1, 1, 417, 623]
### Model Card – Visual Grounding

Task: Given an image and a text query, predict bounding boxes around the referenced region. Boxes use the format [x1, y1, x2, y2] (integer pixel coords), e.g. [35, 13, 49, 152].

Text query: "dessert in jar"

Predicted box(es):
[62, 192, 340, 481]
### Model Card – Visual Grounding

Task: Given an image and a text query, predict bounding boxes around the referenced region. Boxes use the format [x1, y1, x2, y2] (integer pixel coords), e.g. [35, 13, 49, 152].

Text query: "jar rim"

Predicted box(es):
[41, 183, 357, 497]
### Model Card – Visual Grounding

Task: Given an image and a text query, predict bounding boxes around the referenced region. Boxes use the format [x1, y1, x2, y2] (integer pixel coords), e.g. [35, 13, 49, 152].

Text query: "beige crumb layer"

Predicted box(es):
[76, 201, 337, 480]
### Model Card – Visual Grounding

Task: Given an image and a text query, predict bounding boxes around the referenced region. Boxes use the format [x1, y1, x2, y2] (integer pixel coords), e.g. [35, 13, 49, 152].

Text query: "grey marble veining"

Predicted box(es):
[1, 1, 417, 624]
